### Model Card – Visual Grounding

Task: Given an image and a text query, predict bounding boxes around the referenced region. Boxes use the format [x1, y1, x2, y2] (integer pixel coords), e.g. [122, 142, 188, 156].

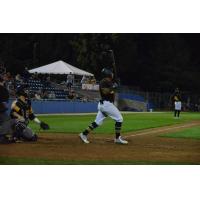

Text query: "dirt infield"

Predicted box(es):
[1, 121, 200, 164]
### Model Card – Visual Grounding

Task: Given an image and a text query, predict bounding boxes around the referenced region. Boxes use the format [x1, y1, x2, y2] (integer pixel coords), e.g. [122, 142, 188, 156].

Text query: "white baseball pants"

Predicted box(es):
[175, 101, 182, 110]
[95, 101, 123, 126]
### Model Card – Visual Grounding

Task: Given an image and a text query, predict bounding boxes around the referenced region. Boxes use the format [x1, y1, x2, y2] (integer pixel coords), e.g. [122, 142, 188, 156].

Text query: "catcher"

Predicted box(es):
[10, 86, 50, 142]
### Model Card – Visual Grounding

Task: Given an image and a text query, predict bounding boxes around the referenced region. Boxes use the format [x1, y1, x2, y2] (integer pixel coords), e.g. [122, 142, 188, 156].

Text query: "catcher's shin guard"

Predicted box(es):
[21, 127, 37, 141]
[13, 121, 27, 140]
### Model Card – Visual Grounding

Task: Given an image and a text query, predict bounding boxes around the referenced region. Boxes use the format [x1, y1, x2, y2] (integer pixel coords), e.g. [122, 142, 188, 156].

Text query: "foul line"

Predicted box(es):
[124, 122, 200, 139]
[36, 111, 165, 116]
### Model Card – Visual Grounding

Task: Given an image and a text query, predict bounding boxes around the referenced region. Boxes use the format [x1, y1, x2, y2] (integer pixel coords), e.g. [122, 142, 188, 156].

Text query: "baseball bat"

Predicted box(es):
[108, 50, 120, 106]
[108, 50, 118, 80]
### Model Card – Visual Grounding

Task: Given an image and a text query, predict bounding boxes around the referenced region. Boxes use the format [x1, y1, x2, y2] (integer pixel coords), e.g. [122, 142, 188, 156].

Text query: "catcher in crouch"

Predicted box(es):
[10, 86, 49, 142]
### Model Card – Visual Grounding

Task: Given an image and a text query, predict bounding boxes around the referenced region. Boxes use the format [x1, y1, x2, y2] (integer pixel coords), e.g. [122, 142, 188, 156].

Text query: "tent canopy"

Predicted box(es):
[29, 60, 94, 76]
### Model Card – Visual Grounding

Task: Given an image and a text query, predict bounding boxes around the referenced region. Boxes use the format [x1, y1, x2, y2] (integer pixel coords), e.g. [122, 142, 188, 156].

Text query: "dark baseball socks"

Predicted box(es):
[174, 110, 180, 118]
[115, 122, 122, 139]
[82, 121, 122, 139]
[82, 122, 98, 136]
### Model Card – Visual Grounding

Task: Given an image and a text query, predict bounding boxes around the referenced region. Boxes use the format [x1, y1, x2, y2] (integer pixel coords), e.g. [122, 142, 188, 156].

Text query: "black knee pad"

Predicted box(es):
[91, 122, 98, 129]
[115, 122, 122, 128]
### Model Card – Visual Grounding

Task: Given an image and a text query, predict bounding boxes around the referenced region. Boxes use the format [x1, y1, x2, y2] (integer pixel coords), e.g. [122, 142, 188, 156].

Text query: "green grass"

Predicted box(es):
[0, 157, 198, 165]
[160, 126, 200, 140]
[1, 112, 200, 165]
[29, 112, 200, 135]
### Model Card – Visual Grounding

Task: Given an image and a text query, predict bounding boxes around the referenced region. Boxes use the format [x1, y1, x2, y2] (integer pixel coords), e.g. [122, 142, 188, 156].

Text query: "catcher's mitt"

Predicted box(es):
[40, 121, 50, 130]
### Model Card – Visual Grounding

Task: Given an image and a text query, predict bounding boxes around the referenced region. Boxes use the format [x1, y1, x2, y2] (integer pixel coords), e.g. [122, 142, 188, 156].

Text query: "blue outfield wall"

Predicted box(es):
[8, 99, 98, 114]
[7, 93, 154, 114]
[118, 93, 155, 110]
[118, 93, 145, 102]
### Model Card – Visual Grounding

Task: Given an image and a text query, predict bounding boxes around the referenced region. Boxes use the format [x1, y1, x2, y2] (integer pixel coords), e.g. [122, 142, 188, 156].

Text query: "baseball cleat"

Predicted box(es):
[79, 133, 90, 144]
[114, 136, 128, 144]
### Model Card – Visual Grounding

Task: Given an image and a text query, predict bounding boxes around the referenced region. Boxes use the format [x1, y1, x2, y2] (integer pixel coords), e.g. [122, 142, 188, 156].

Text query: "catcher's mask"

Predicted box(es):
[16, 85, 29, 98]
[101, 68, 113, 79]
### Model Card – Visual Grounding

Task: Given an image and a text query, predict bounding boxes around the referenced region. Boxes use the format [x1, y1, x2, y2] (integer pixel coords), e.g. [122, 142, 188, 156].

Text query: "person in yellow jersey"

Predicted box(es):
[10, 85, 49, 142]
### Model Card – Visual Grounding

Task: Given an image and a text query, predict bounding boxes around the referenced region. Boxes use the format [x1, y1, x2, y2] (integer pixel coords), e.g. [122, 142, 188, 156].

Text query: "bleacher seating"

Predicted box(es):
[14, 78, 100, 102]
[15, 79, 69, 99]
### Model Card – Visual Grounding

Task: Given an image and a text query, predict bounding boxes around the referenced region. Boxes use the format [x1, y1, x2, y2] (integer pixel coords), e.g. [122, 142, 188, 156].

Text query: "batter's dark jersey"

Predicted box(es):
[10, 99, 35, 121]
[0, 85, 9, 113]
[99, 78, 116, 103]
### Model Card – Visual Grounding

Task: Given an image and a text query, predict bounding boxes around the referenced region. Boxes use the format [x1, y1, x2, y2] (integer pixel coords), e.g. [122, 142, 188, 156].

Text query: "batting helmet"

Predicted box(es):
[101, 68, 113, 78]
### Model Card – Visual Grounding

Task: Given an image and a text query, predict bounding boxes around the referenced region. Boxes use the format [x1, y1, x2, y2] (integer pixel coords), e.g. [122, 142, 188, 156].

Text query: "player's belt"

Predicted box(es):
[100, 100, 104, 104]
[100, 100, 114, 104]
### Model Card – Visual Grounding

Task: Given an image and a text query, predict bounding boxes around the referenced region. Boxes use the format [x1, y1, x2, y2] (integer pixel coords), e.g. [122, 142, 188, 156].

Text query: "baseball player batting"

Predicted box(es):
[79, 68, 128, 144]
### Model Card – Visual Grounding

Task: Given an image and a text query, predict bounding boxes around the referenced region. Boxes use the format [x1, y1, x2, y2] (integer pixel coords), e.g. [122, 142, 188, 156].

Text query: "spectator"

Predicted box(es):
[82, 96, 88, 102]
[5, 72, 12, 81]
[15, 74, 23, 83]
[41, 91, 49, 99]
[67, 90, 76, 100]
[44, 75, 51, 87]
[48, 91, 56, 99]
[81, 75, 88, 85]
[35, 91, 42, 100]
[66, 72, 74, 90]
[90, 76, 96, 84]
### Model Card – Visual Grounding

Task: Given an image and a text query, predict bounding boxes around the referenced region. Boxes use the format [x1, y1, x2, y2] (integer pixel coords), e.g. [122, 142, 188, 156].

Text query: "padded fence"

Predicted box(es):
[118, 93, 148, 112]
[8, 99, 98, 114]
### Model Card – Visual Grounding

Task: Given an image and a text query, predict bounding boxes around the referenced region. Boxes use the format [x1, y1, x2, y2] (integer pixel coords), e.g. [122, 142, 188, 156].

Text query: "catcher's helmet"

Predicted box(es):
[16, 85, 28, 97]
[101, 68, 113, 78]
